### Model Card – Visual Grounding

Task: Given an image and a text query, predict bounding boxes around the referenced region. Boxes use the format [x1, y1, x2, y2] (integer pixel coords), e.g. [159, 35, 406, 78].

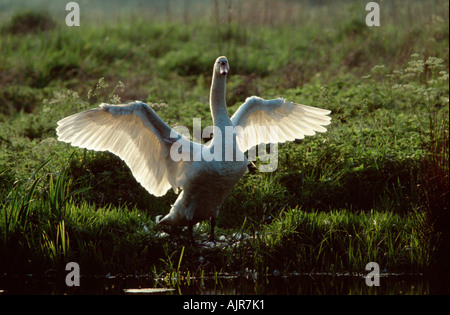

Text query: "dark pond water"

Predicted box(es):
[0, 273, 447, 295]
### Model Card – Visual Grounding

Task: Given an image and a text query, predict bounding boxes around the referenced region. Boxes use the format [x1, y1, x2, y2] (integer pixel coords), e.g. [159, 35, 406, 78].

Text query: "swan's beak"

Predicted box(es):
[220, 63, 228, 76]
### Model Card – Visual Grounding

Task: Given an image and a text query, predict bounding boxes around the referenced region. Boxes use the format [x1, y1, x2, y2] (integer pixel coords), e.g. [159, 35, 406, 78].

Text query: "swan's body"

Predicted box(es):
[56, 56, 331, 243]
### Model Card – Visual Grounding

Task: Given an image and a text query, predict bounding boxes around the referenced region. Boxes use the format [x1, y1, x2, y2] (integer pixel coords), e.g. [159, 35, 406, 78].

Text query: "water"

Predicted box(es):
[0, 273, 447, 295]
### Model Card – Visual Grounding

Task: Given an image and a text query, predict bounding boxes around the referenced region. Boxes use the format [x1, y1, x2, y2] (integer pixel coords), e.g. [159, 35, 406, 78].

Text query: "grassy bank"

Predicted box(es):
[0, 165, 438, 277]
[0, 0, 448, 283]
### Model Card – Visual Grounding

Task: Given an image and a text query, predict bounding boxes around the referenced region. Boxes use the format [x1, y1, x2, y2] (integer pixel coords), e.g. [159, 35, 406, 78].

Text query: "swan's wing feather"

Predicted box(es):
[231, 96, 331, 152]
[56, 101, 189, 196]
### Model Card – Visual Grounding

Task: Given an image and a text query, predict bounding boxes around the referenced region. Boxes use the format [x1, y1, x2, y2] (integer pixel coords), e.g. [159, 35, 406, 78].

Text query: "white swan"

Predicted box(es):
[56, 56, 331, 243]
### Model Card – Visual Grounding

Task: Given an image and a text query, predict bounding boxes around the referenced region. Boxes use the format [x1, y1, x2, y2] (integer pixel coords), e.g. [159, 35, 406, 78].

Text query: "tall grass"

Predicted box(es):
[1, 159, 50, 248]
[251, 208, 434, 274]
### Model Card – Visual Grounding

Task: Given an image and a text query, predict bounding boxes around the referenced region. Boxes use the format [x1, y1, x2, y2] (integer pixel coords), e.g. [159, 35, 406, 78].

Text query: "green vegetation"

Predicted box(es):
[0, 0, 448, 288]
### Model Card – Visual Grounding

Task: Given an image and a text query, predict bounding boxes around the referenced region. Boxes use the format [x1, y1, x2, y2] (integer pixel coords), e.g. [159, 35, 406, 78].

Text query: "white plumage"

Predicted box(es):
[231, 96, 331, 152]
[56, 56, 331, 243]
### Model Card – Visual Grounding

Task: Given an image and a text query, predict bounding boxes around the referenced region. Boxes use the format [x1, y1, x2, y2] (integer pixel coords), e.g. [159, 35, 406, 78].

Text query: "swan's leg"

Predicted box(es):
[208, 217, 216, 243]
[188, 221, 196, 245]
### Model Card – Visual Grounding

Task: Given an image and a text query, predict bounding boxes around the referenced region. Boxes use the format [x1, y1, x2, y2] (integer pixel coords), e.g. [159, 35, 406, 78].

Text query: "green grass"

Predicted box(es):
[255, 208, 434, 273]
[0, 0, 448, 282]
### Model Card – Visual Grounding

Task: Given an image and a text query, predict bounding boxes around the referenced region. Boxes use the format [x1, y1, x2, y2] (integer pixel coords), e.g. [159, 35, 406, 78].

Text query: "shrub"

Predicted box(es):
[3, 10, 56, 34]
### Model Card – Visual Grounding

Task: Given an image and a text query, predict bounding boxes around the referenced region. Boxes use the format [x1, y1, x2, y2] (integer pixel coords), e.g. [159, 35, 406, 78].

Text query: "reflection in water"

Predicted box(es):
[0, 273, 446, 295]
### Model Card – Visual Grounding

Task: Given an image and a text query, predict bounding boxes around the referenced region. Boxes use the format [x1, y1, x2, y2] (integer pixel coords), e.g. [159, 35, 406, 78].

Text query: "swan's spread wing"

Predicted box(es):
[230, 96, 331, 152]
[56, 101, 189, 197]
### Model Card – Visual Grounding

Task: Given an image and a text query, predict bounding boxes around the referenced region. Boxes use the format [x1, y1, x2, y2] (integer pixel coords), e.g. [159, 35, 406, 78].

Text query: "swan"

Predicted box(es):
[56, 56, 331, 243]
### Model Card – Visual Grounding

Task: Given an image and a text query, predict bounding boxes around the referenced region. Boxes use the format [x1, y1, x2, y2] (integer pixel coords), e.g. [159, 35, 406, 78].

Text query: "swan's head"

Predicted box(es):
[215, 56, 229, 76]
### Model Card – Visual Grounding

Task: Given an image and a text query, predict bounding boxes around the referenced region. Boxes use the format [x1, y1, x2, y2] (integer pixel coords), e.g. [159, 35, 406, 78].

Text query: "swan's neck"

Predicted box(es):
[210, 72, 231, 128]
